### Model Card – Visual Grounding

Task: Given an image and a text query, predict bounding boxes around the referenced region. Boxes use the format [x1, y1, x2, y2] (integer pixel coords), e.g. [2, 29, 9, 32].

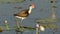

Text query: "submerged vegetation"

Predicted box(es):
[0, 28, 3, 32]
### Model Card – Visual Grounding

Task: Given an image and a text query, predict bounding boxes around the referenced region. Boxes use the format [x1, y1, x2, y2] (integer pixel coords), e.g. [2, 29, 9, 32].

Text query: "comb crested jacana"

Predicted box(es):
[14, 4, 35, 31]
[14, 3, 35, 20]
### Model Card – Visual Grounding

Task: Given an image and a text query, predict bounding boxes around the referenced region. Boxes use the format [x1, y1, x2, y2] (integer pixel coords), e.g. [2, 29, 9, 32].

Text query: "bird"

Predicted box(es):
[13, 4, 35, 30]
[14, 3, 35, 20]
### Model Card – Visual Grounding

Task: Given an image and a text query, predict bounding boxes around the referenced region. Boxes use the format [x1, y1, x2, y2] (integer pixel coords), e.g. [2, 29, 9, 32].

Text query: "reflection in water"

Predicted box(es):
[16, 32, 18, 34]
[20, 31, 23, 34]
[16, 31, 23, 34]
[5, 31, 9, 34]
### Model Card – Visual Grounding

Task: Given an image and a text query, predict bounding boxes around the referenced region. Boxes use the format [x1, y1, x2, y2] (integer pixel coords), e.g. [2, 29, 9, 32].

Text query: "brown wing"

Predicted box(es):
[17, 10, 28, 17]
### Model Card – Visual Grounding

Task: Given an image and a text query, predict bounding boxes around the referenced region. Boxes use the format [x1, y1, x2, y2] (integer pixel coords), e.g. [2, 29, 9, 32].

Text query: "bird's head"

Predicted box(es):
[29, 3, 35, 9]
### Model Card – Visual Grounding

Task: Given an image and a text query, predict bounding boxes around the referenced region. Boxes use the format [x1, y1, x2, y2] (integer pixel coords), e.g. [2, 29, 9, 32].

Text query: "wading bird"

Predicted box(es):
[13, 3, 35, 32]
[14, 3, 35, 21]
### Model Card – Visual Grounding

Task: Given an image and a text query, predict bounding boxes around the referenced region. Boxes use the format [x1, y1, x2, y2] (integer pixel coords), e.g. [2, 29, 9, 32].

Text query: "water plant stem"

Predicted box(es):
[36, 28, 39, 34]
[4, 20, 9, 30]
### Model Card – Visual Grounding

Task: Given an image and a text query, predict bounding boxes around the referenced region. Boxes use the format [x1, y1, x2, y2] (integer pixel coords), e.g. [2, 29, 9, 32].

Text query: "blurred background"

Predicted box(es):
[0, 0, 60, 34]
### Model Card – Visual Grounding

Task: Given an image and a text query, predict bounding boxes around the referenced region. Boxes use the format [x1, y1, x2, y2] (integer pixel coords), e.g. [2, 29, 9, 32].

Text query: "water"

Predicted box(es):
[0, 0, 60, 34]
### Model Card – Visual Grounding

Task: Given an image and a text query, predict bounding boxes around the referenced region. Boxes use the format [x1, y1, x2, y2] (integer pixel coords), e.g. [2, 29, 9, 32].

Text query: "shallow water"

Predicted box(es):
[0, 0, 60, 34]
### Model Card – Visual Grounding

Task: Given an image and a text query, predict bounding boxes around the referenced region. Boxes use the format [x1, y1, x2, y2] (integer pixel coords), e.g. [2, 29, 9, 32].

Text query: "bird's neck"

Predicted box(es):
[28, 7, 33, 14]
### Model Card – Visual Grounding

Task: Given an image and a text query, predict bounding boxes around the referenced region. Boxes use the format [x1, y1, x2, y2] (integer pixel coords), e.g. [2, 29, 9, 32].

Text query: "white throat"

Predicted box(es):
[28, 7, 33, 14]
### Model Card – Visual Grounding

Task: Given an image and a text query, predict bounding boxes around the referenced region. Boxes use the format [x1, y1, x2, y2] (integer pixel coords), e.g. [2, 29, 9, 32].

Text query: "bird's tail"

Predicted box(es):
[14, 14, 18, 16]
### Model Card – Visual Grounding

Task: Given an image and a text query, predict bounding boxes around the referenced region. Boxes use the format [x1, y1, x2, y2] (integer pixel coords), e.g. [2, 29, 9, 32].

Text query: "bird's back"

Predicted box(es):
[14, 9, 29, 17]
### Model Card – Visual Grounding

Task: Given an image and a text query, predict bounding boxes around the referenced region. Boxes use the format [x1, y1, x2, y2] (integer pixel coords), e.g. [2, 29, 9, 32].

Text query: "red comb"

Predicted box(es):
[29, 3, 35, 8]
[31, 3, 35, 8]
[30, 3, 34, 6]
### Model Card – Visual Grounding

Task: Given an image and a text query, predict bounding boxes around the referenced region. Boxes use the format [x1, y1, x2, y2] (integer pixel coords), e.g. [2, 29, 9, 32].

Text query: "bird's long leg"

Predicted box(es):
[16, 19, 20, 29]
[20, 19, 23, 28]
[16, 19, 20, 32]
[20, 18, 24, 32]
